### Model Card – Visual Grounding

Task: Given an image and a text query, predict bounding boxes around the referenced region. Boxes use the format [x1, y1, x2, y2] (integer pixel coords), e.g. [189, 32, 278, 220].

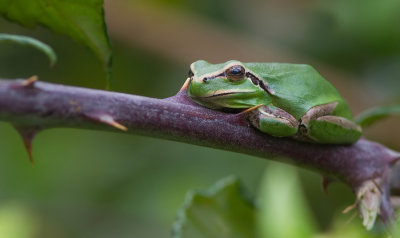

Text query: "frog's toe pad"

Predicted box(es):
[308, 116, 362, 144]
[317, 116, 361, 131]
[257, 109, 299, 137]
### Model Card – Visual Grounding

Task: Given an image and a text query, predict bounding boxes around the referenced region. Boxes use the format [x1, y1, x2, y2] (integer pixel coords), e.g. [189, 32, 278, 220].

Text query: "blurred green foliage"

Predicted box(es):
[299, 0, 400, 70]
[0, 33, 56, 66]
[174, 165, 390, 238]
[0, 0, 112, 87]
[356, 104, 400, 128]
[295, 0, 400, 97]
[0, 0, 399, 237]
[173, 177, 255, 238]
[0, 202, 39, 238]
[136, 0, 245, 29]
[257, 163, 317, 238]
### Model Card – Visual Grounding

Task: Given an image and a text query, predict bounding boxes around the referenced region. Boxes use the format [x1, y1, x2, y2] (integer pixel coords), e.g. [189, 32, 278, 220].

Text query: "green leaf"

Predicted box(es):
[355, 104, 400, 128]
[257, 164, 317, 238]
[172, 176, 256, 238]
[0, 202, 39, 237]
[0, 33, 56, 66]
[315, 217, 383, 238]
[0, 0, 112, 88]
[391, 215, 400, 238]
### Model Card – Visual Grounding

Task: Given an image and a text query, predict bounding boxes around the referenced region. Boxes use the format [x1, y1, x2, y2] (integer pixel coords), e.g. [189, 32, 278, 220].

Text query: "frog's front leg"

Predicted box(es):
[248, 105, 299, 137]
[301, 102, 362, 144]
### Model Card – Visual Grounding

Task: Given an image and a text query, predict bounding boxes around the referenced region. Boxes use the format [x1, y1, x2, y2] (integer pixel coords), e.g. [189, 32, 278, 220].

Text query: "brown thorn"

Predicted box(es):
[342, 201, 358, 214]
[227, 104, 265, 124]
[238, 104, 264, 116]
[21, 75, 38, 88]
[344, 210, 359, 226]
[13, 125, 41, 164]
[23, 138, 34, 164]
[226, 104, 265, 124]
[179, 77, 191, 92]
[86, 113, 128, 131]
[322, 176, 333, 195]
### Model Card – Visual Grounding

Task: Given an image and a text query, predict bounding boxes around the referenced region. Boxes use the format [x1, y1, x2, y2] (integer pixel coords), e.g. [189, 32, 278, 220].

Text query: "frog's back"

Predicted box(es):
[244, 63, 353, 120]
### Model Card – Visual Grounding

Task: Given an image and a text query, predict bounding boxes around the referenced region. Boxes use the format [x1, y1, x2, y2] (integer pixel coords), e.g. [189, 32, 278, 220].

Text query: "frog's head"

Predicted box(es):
[187, 60, 270, 109]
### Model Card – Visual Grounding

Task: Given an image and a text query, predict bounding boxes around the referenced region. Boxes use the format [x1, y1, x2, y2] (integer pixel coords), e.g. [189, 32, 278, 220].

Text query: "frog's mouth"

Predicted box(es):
[196, 90, 255, 99]
[191, 90, 258, 109]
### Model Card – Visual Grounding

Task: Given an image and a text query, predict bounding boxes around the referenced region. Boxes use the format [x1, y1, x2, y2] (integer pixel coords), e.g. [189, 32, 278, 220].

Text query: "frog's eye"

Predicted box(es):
[226, 65, 245, 82]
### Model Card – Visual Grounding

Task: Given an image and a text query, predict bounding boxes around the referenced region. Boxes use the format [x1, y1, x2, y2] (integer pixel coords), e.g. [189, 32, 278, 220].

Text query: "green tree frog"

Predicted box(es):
[186, 60, 361, 144]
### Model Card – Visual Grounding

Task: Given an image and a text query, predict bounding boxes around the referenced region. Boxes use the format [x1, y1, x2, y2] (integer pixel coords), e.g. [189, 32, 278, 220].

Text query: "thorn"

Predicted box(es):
[13, 125, 41, 164]
[232, 104, 264, 120]
[322, 176, 333, 195]
[86, 113, 128, 131]
[342, 201, 358, 214]
[344, 210, 358, 226]
[241, 104, 264, 115]
[179, 77, 191, 92]
[21, 75, 38, 88]
[226, 104, 265, 124]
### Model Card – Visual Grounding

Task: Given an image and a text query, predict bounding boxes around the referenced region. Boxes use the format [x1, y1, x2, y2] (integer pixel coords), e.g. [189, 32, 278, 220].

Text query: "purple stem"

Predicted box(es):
[0, 78, 399, 223]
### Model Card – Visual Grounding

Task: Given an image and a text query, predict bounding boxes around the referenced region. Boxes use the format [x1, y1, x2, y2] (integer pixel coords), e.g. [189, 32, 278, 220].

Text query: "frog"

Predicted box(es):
[186, 60, 362, 144]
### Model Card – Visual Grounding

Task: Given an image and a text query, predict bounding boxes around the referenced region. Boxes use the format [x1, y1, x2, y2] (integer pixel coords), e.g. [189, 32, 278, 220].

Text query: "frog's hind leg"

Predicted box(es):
[301, 102, 362, 144]
[249, 105, 299, 137]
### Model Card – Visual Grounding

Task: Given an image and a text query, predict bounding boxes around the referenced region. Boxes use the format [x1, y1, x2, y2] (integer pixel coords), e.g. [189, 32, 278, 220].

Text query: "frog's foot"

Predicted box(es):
[249, 105, 299, 137]
[299, 102, 362, 144]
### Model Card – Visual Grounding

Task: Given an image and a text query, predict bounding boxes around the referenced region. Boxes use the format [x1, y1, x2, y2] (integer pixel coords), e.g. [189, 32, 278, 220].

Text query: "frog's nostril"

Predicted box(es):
[203, 77, 208, 83]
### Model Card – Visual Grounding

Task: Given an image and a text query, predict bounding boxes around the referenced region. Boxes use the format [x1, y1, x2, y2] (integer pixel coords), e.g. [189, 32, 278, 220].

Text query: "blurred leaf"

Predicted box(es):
[172, 176, 256, 238]
[391, 215, 400, 237]
[320, 0, 400, 50]
[0, 202, 39, 238]
[315, 217, 384, 238]
[0, 0, 112, 88]
[0, 33, 56, 66]
[355, 104, 400, 128]
[298, 0, 400, 69]
[257, 163, 317, 238]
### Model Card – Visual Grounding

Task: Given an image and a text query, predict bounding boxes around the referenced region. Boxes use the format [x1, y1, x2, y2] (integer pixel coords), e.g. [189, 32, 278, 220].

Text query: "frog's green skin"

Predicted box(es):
[187, 60, 362, 144]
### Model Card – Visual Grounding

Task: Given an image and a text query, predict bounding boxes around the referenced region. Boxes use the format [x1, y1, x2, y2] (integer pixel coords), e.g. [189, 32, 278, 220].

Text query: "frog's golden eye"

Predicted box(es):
[226, 65, 245, 82]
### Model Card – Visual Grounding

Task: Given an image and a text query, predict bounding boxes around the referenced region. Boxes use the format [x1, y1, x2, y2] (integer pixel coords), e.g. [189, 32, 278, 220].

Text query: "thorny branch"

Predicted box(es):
[0, 77, 399, 228]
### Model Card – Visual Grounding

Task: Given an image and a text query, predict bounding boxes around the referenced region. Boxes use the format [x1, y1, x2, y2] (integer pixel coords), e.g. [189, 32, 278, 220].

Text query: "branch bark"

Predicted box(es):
[0, 78, 399, 226]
